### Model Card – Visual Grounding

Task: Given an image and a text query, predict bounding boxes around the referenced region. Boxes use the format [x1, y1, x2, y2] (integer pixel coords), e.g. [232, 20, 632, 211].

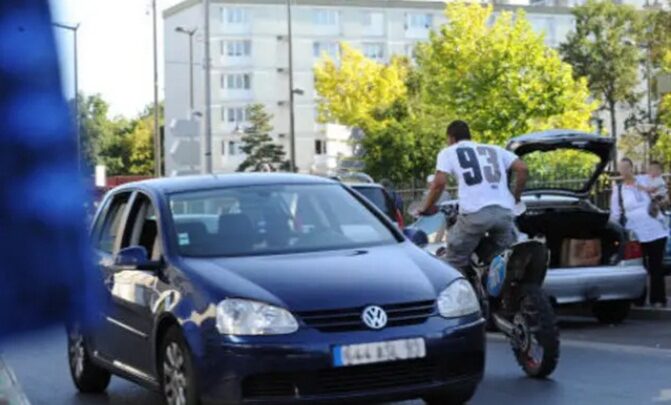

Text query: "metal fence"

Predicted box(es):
[395, 174, 671, 213]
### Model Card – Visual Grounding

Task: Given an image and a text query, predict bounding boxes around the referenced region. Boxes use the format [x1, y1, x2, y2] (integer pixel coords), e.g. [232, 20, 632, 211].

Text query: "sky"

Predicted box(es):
[50, 0, 183, 118]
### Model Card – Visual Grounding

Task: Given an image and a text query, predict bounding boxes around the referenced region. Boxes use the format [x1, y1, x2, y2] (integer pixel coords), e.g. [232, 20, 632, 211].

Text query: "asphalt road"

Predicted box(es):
[2, 317, 671, 405]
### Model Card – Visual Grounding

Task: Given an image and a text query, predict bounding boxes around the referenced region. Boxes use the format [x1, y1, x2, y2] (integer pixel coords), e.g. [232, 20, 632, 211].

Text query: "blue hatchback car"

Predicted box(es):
[68, 174, 485, 405]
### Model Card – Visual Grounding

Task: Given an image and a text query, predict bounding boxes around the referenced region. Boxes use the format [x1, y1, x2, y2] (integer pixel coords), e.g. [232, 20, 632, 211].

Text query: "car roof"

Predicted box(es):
[112, 173, 337, 194]
[348, 183, 384, 189]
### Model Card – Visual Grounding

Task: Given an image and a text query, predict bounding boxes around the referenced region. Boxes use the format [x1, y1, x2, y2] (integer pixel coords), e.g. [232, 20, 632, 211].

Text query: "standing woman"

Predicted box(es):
[611, 158, 669, 307]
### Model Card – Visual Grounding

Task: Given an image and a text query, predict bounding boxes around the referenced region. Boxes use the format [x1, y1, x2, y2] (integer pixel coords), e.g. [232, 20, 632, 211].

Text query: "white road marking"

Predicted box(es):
[487, 333, 671, 357]
[653, 389, 671, 402]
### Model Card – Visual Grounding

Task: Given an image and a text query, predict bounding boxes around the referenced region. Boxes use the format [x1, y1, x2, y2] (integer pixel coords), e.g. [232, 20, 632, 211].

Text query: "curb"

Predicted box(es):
[629, 307, 671, 321]
[0, 357, 30, 405]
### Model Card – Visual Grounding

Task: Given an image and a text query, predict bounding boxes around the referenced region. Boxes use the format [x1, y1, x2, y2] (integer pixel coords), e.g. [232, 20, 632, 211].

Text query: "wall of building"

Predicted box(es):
[163, 0, 649, 176]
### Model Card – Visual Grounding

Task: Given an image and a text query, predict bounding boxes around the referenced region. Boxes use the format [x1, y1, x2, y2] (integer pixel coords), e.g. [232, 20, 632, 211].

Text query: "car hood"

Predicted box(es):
[507, 129, 613, 197]
[180, 243, 459, 312]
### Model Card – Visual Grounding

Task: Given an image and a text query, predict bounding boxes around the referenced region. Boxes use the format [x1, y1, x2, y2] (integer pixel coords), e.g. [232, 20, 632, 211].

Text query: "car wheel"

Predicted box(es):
[592, 300, 631, 324]
[423, 384, 478, 405]
[160, 326, 199, 405]
[67, 326, 111, 393]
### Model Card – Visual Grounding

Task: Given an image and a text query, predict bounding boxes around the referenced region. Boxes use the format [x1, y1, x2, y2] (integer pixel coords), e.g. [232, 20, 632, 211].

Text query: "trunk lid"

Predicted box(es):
[506, 130, 613, 198]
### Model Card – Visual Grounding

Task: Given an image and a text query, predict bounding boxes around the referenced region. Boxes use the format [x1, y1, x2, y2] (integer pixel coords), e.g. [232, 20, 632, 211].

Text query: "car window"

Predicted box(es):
[521, 149, 602, 192]
[123, 193, 161, 260]
[352, 186, 394, 217]
[97, 193, 131, 253]
[168, 184, 400, 257]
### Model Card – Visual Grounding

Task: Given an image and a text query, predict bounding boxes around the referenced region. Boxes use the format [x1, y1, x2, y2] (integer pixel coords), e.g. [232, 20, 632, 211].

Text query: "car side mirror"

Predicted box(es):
[403, 228, 429, 247]
[114, 246, 161, 271]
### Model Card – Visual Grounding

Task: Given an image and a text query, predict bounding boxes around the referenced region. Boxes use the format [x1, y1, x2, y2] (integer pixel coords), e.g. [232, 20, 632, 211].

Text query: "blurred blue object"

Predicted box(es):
[0, 0, 103, 339]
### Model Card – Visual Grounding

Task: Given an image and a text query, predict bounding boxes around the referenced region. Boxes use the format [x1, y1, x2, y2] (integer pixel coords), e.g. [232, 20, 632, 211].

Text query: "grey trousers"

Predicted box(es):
[446, 205, 515, 271]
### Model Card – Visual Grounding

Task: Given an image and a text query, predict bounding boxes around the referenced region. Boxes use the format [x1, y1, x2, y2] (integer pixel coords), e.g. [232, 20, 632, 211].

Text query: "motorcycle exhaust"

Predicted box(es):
[492, 313, 515, 335]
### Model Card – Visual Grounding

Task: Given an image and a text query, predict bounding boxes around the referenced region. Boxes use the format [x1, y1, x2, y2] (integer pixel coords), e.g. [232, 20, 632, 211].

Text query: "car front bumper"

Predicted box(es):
[194, 315, 485, 404]
[543, 262, 647, 305]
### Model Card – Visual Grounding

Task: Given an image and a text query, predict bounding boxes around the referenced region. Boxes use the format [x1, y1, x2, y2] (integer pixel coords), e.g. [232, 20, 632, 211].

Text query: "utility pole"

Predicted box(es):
[53, 22, 81, 172]
[152, 0, 161, 177]
[203, 0, 213, 173]
[175, 27, 197, 113]
[286, 0, 297, 172]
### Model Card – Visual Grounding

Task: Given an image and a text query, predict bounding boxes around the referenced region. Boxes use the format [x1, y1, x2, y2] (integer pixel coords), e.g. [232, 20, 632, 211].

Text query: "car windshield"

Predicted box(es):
[352, 186, 391, 215]
[521, 149, 603, 192]
[169, 184, 399, 257]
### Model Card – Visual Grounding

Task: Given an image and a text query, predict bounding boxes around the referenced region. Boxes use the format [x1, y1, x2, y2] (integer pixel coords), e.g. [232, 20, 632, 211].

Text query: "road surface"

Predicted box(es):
[2, 317, 670, 404]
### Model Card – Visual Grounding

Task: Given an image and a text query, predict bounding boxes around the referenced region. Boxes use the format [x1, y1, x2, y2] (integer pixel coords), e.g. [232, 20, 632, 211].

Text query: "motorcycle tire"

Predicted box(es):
[511, 284, 560, 379]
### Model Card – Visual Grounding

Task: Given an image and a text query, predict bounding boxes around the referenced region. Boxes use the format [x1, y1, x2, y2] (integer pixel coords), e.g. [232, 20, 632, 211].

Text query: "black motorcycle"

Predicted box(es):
[419, 202, 560, 378]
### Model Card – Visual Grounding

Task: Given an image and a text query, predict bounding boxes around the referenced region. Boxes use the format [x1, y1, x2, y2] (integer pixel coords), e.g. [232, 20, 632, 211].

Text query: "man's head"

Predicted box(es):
[618, 157, 634, 178]
[446, 120, 471, 145]
[649, 160, 663, 177]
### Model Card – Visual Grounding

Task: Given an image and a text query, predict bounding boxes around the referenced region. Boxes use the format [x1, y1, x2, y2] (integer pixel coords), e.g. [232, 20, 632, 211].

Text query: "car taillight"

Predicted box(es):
[623, 241, 642, 260]
[395, 209, 405, 228]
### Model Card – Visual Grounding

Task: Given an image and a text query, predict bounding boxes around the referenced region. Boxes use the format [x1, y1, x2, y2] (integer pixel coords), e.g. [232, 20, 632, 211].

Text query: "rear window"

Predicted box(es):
[521, 149, 603, 192]
[352, 186, 393, 216]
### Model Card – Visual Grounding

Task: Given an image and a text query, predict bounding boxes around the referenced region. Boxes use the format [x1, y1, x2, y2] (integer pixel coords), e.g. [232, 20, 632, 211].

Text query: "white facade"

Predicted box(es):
[162, 0, 642, 175]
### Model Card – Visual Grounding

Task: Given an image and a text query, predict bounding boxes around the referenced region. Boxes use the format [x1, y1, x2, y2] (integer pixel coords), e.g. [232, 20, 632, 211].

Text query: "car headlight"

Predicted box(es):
[437, 279, 480, 318]
[216, 299, 298, 335]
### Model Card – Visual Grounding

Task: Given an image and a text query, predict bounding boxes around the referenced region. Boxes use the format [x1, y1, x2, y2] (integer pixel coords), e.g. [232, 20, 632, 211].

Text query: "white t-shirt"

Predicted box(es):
[610, 182, 668, 243]
[637, 174, 668, 201]
[436, 140, 519, 214]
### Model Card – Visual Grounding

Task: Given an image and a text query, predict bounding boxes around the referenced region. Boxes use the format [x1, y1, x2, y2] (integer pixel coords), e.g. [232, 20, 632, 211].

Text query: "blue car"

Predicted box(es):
[68, 174, 485, 405]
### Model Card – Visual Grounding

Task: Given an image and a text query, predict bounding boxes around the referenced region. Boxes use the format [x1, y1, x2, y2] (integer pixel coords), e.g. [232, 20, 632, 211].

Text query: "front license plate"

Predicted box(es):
[332, 338, 426, 367]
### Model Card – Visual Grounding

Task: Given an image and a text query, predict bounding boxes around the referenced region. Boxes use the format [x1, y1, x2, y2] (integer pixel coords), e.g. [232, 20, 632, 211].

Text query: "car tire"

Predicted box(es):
[159, 326, 200, 405]
[592, 300, 631, 324]
[67, 326, 111, 393]
[422, 384, 478, 405]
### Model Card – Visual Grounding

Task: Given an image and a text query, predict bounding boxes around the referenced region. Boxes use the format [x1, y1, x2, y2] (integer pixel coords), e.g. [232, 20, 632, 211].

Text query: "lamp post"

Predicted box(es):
[53, 22, 81, 171]
[175, 27, 198, 113]
[203, 0, 213, 174]
[286, 0, 297, 172]
[152, 0, 161, 177]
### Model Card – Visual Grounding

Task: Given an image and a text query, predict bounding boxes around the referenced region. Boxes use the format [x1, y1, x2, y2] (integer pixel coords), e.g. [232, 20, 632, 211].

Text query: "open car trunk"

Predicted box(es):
[516, 198, 625, 268]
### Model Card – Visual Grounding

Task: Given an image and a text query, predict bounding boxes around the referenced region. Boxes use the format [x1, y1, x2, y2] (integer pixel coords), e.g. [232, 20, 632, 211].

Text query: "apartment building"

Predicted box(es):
[162, 0, 636, 176]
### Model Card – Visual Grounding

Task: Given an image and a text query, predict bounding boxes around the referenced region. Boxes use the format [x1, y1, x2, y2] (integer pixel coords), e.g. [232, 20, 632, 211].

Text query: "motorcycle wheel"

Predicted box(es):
[511, 284, 560, 379]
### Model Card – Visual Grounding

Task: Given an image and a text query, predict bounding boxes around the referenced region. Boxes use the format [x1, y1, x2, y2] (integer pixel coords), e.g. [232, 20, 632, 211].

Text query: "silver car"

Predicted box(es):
[411, 130, 647, 324]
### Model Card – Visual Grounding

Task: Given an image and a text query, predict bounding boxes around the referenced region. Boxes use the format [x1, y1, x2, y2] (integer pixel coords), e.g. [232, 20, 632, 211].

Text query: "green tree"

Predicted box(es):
[417, 2, 596, 145]
[237, 104, 290, 172]
[96, 101, 161, 176]
[315, 44, 441, 184]
[314, 43, 409, 133]
[560, 0, 642, 143]
[76, 93, 118, 169]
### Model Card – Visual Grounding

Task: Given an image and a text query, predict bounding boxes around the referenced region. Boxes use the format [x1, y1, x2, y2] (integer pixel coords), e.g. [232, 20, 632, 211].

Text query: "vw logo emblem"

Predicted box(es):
[362, 305, 388, 330]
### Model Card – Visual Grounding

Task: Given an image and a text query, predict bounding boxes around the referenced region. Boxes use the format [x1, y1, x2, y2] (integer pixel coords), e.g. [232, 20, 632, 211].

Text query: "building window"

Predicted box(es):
[221, 73, 251, 90]
[362, 11, 384, 36]
[315, 140, 326, 155]
[221, 40, 252, 57]
[223, 106, 247, 123]
[222, 7, 249, 24]
[313, 41, 339, 59]
[404, 43, 416, 59]
[313, 9, 338, 26]
[363, 43, 384, 60]
[406, 13, 433, 29]
[229, 141, 240, 156]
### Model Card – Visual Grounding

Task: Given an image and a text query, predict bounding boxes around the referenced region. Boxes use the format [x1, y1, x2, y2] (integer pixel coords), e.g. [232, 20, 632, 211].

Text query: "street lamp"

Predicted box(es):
[52, 22, 81, 171]
[203, 0, 213, 174]
[286, 0, 297, 172]
[152, 0, 161, 177]
[175, 27, 198, 113]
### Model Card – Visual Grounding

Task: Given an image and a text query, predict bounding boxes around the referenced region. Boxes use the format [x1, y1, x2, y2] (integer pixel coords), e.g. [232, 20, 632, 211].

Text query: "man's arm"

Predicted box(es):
[419, 171, 448, 215]
[510, 159, 529, 203]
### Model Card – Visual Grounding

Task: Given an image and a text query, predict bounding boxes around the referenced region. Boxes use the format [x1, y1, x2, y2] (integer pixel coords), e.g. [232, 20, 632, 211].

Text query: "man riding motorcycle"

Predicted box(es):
[417, 120, 529, 273]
